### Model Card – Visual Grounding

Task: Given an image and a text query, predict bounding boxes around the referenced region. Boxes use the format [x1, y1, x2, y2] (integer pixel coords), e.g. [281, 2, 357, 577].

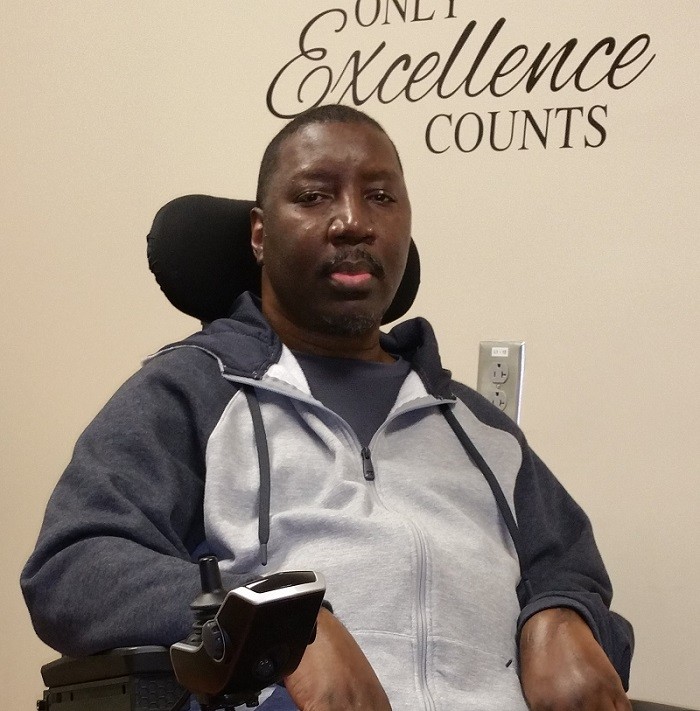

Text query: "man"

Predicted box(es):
[22, 105, 633, 710]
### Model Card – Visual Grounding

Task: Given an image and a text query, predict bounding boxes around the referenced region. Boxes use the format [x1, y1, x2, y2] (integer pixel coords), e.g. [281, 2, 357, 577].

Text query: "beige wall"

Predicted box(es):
[2, 1, 698, 707]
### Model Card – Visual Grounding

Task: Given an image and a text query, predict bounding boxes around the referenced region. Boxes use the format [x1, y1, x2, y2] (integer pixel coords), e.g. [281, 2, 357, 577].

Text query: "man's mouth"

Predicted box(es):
[329, 269, 373, 287]
[322, 250, 385, 289]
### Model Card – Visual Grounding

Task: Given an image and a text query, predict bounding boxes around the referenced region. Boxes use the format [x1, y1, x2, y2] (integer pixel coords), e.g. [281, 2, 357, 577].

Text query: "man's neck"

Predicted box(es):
[263, 306, 394, 364]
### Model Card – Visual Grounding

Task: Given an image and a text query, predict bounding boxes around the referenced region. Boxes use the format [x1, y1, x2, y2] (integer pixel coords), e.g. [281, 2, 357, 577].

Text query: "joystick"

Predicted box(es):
[170, 557, 325, 710]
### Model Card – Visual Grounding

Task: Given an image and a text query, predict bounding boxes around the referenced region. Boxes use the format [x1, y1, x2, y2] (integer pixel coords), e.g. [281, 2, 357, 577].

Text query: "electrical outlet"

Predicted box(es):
[476, 341, 525, 423]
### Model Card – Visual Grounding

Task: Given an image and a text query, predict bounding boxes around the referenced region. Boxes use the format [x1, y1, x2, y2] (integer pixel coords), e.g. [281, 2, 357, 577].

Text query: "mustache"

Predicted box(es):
[321, 247, 385, 279]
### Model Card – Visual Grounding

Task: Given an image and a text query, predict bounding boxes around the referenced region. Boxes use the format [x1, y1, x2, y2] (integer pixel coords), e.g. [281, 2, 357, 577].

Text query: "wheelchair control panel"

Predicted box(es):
[38, 557, 325, 711]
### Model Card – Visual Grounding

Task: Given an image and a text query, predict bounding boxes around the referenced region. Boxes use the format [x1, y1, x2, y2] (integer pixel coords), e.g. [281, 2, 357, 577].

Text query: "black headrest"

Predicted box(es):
[147, 195, 420, 325]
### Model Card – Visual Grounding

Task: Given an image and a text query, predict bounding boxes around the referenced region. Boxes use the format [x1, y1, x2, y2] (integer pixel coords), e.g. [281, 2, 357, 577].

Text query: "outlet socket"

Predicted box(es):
[476, 341, 525, 423]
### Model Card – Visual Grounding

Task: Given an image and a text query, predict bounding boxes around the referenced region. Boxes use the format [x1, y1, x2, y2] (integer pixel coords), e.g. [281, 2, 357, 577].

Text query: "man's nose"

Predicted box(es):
[327, 194, 374, 244]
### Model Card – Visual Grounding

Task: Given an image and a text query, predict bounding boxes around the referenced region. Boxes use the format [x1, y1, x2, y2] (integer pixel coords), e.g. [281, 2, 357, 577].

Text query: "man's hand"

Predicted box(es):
[519, 607, 631, 711]
[283, 607, 392, 710]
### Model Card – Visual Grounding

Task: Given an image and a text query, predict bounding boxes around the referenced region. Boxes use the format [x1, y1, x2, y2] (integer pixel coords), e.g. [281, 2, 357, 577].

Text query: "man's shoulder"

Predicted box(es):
[148, 303, 282, 379]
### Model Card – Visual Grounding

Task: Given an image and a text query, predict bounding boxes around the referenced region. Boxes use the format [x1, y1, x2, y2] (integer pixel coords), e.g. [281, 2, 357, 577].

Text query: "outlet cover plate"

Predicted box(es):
[476, 341, 525, 423]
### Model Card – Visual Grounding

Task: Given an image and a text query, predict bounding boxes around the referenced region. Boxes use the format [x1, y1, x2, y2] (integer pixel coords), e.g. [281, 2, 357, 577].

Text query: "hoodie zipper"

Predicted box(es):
[360, 442, 437, 711]
[414, 523, 435, 711]
[361, 447, 375, 480]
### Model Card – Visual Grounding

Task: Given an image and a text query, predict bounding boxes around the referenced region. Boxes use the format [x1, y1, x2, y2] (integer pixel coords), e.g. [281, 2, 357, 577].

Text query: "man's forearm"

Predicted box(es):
[519, 607, 631, 711]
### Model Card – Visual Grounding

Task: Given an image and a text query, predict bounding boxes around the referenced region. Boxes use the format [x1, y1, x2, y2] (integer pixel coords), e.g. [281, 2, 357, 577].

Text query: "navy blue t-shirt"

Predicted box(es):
[294, 352, 411, 447]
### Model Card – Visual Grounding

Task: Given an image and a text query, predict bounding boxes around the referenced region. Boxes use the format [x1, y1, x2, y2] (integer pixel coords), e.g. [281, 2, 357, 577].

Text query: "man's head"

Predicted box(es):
[255, 104, 403, 209]
[250, 105, 412, 356]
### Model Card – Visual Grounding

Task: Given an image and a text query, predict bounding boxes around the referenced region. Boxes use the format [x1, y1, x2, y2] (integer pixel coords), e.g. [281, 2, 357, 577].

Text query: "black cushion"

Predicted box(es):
[147, 195, 420, 325]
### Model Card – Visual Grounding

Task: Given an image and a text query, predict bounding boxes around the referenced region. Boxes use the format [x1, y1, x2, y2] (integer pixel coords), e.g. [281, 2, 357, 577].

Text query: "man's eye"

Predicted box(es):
[296, 192, 326, 204]
[369, 190, 395, 204]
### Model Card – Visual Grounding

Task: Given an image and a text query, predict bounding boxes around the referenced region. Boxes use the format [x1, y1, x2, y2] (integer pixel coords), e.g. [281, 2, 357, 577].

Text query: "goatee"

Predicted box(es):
[318, 311, 380, 337]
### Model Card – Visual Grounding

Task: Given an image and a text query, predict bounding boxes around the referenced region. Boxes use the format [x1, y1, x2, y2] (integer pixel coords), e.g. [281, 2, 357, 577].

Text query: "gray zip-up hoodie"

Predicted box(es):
[21, 293, 632, 710]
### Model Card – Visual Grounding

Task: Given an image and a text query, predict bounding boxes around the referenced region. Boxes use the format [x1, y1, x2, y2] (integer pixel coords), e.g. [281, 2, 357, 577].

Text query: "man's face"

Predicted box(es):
[251, 121, 412, 338]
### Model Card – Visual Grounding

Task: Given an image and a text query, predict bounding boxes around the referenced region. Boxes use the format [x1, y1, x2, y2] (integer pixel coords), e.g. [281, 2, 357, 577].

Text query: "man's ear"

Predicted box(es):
[250, 206, 264, 265]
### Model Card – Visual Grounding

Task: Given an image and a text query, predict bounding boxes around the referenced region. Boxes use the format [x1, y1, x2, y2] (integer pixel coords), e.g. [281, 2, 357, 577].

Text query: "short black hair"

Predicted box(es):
[255, 104, 403, 207]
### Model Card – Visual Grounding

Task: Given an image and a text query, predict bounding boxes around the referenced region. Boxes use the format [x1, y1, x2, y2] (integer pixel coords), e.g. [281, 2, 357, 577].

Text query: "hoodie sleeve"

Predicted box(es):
[20, 348, 253, 658]
[450, 382, 633, 689]
[513, 448, 634, 689]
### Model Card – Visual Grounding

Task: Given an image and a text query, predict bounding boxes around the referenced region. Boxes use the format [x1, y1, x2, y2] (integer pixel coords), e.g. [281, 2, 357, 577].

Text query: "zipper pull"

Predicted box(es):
[361, 447, 375, 481]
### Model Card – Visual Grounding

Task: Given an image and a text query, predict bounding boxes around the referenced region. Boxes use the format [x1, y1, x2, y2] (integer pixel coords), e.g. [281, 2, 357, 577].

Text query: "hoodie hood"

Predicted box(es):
[161, 292, 454, 397]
